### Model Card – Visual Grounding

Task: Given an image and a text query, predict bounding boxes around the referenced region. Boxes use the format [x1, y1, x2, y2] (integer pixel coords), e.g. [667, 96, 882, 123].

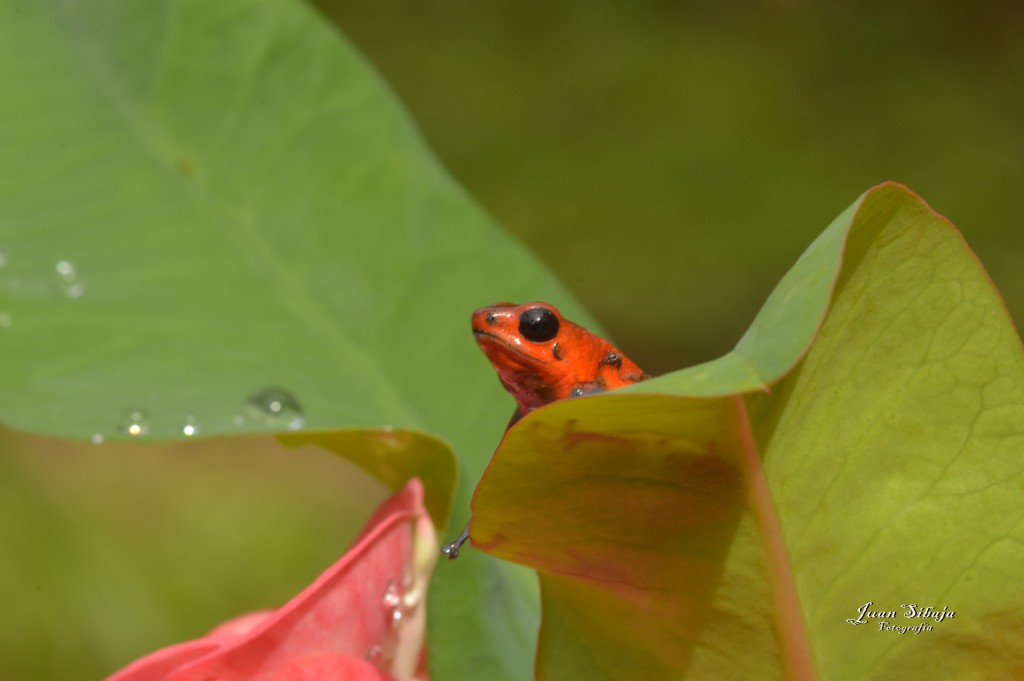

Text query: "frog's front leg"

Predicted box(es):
[440, 524, 470, 560]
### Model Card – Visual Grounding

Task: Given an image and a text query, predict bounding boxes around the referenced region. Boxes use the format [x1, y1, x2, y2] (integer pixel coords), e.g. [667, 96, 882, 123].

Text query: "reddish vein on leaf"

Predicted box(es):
[734, 395, 817, 681]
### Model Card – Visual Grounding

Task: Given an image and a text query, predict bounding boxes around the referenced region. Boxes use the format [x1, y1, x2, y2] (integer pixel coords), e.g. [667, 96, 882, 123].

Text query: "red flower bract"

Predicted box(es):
[107, 478, 437, 681]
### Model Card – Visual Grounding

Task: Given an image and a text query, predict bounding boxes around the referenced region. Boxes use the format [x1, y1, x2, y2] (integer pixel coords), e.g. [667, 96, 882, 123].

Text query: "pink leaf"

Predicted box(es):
[108, 478, 436, 681]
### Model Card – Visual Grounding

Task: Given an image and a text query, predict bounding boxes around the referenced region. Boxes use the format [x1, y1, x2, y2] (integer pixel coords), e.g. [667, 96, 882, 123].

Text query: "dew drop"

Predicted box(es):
[244, 387, 304, 430]
[55, 260, 84, 299]
[55, 260, 76, 282]
[0, 312, 11, 329]
[381, 579, 405, 632]
[121, 409, 151, 437]
[182, 414, 199, 437]
[365, 641, 395, 669]
[91, 433, 105, 445]
[381, 579, 401, 609]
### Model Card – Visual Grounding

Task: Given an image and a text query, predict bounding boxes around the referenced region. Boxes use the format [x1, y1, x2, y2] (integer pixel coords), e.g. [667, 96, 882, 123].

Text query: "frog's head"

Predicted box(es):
[472, 301, 646, 413]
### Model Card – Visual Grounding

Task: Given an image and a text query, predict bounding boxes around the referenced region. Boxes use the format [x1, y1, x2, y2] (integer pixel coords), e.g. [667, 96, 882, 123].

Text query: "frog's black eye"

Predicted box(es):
[519, 307, 560, 343]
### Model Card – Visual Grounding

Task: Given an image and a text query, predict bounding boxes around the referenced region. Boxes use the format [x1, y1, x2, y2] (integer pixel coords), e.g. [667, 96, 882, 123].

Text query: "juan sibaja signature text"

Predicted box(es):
[847, 601, 955, 634]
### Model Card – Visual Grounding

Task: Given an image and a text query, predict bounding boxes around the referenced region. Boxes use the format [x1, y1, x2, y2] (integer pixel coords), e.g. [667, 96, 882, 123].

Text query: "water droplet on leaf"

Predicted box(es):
[400, 563, 421, 611]
[182, 414, 199, 437]
[381, 580, 401, 609]
[55, 260, 76, 281]
[121, 409, 150, 437]
[55, 260, 84, 299]
[381, 579, 406, 632]
[245, 387, 304, 430]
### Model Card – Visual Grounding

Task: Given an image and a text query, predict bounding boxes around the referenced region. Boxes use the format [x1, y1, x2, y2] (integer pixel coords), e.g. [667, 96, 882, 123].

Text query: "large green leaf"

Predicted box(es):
[472, 183, 1024, 680]
[0, 1, 588, 678]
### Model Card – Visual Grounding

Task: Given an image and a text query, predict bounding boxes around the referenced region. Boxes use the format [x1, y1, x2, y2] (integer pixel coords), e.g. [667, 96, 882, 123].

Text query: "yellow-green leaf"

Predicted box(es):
[472, 183, 1024, 680]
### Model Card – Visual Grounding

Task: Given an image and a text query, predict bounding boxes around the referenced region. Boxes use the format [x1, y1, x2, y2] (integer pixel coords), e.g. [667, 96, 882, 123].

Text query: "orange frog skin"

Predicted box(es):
[472, 301, 649, 423]
[441, 301, 649, 559]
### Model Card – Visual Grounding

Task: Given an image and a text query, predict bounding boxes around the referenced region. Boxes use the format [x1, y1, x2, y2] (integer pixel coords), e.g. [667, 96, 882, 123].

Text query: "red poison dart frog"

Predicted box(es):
[441, 301, 649, 559]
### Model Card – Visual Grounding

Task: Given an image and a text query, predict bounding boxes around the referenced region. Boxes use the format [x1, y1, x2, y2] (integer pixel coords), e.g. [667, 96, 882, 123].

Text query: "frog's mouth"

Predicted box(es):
[473, 331, 547, 366]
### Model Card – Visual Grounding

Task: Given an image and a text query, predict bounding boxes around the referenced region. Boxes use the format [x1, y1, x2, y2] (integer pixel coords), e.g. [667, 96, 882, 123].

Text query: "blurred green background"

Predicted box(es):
[317, 0, 1024, 372]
